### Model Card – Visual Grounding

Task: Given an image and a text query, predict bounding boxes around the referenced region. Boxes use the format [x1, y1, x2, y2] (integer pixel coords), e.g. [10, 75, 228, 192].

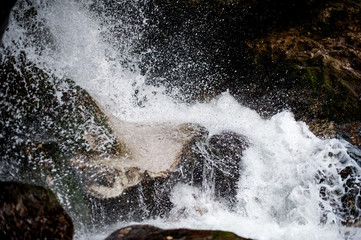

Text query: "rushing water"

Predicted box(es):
[2, 1, 361, 239]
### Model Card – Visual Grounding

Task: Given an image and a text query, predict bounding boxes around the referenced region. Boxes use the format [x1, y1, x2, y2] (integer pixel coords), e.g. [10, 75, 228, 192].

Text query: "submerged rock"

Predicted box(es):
[338, 145, 361, 227]
[104, 224, 253, 240]
[0, 181, 73, 240]
[316, 143, 361, 227]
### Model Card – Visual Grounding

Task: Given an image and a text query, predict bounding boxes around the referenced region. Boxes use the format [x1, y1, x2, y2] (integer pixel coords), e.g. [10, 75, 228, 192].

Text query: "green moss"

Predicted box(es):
[297, 62, 361, 123]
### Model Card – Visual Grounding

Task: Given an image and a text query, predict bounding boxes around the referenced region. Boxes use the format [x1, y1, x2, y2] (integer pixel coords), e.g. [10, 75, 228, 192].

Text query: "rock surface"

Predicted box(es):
[0, 0, 17, 40]
[83, 121, 209, 224]
[85, 130, 249, 224]
[185, 131, 249, 207]
[247, 0, 361, 123]
[0, 181, 74, 240]
[104, 224, 253, 240]
[73, 119, 207, 199]
[138, 0, 361, 147]
[0, 54, 119, 226]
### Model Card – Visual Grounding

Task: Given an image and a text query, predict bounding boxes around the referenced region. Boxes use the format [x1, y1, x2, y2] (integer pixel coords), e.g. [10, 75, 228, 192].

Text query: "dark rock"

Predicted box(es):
[0, 54, 120, 227]
[338, 154, 361, 227]
[85, 124, 209, 224]
[104, 224, 253, 240]
[0, 181, 73, 240]
[245, 0, 361, 144]
[192, 132, 249, 207]
[317, 144, 361, 227]
[137, 0, 361, 147]
[0, 0, 17, 40]
[208, 132, 248, 200]
[86, 131, 248, 225]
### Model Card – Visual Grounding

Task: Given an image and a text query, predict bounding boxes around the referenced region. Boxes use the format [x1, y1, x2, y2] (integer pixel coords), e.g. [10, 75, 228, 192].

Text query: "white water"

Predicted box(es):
[2, 1, 361, 239]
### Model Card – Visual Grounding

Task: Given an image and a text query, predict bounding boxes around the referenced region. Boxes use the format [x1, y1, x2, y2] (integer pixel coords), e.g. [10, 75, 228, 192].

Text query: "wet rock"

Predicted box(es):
[138, 0, 361, 148]
[337, 122, 361, 149]
[337, 146, 361, 227]
[303, 119, 338, 139]
[0, 54, 119, 226]
[0, 181, 73, 240]
[208, 132, 248, 199]
[0, 0, 17, 40]
[81, 121, 208, 224]
[187, 131, 249, 207]
[245, 0, 361, 141]
[104, 224, 253, 240]
[82, 130, 249, 224]
[317, 144, 361, 227]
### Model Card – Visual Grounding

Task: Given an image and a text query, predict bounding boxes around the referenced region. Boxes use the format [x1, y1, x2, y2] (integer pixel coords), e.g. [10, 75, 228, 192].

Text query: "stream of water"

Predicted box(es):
[2, 1, 361, 239]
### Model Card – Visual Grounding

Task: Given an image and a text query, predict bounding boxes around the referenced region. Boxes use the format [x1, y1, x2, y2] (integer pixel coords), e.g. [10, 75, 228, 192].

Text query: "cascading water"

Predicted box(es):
[1, 1, 361, 240]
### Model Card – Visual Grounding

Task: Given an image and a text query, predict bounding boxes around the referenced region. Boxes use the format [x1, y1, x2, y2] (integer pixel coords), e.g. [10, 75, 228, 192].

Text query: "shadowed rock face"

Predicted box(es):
[0, 181, 74, 240]
[137, 0, 361, 146]
[187, 131, 249, 207]
[0, 0, 17, 40]
[104, 224, 253, 240]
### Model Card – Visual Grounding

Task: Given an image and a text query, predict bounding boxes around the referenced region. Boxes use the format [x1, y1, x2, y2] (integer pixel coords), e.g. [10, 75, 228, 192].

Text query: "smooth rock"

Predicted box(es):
[78, 115, 208, 223]
[72, 106, 207, 199]
[104, 224, 253, 240]
[0, 181, 74, 240]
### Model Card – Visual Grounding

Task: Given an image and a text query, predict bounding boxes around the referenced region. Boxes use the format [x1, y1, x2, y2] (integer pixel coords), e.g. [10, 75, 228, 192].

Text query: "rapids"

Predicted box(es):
[1, 1, 361, 239]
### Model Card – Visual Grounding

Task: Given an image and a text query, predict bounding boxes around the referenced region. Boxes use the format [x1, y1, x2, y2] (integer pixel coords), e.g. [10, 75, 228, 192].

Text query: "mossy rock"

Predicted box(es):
[0, 53, 121, 227]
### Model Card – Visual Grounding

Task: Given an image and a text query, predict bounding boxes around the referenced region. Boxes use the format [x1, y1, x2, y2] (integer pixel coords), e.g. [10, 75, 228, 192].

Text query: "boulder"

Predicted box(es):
[79, 119, 208, 224]
[79, 129, 249, 224]
[0, 181, 73, 240]
[185, 131, 249, 207]
[0, 54, 120, 226]
[104, 224, 253, 240]
[244, 0, 361, 145]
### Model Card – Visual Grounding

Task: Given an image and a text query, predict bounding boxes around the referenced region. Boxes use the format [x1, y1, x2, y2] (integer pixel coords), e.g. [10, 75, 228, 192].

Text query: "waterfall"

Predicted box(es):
[1, 1, 361, 240]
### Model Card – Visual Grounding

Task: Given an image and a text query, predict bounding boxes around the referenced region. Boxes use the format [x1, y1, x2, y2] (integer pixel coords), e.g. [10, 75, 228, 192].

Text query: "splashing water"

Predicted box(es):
[1, 1, 361, 240]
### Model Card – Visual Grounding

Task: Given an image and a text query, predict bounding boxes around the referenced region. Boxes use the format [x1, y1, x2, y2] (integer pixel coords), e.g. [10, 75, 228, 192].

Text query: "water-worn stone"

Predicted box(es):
[0, 181, 73, 240]
[186, 131, 249, 207]
[338, 145, 361, 227]
[82, 129, 249, 224]
[83, 121, 208, 224]
[0, 54, 119, 226]
[244, 0, 361, 145]
[104, 224, 253, 240]
[74, 120, 207, 199]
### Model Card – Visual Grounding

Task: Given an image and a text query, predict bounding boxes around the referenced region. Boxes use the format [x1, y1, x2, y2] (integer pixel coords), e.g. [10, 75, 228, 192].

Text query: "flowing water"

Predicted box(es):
[1, 1, 361, 239]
